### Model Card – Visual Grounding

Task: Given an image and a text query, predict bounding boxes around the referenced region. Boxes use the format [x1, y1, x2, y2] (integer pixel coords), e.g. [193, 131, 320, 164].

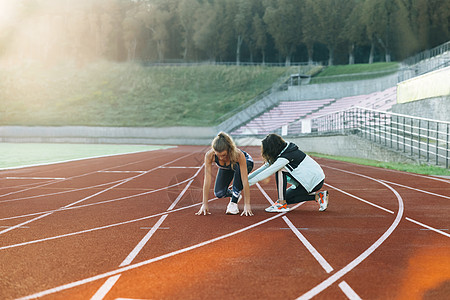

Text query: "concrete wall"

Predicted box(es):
[0, 126, 218, 145]
[391, 95, 450, 122]
[397, 66, 450, 104]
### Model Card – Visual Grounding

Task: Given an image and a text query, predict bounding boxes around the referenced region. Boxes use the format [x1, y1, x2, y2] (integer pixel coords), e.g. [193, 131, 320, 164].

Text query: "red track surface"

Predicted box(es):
[0, 145, 449, 300]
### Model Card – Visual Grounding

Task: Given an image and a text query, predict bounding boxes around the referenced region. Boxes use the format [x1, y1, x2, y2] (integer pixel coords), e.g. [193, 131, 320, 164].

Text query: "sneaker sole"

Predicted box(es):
[265, 208, 290, 213]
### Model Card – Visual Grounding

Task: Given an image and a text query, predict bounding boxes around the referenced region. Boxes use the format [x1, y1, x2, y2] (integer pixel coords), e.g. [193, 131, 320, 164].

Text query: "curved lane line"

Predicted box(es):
[295, 167, 405, 299]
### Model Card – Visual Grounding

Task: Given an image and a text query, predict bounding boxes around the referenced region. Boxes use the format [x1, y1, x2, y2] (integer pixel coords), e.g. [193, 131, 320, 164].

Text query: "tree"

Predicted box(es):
[263, 0, 303, 66]
[342, 0, 366, 64]
[234, 0, 252, 65]
[178, 0, 200, 60]
[310, 0, 353, 65]
[122, 6, 141, 62]
[251, 15, 268, 63]
[136, 2, 171, 61]
[193, 2, 218, 61]
[362, 0, 398, 63]
[302, 0, 318, 65]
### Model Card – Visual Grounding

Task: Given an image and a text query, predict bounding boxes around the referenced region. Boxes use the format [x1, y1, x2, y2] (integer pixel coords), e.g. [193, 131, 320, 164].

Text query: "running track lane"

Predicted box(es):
[0, 145, 449, 299]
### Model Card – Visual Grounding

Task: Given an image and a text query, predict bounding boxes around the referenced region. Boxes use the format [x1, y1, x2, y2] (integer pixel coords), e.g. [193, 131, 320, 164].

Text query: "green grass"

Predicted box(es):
[310, 152, 450, 176]
[311, 62, 399, 84]
[0, 143, 171, 169]
[0, 62, 294, 127]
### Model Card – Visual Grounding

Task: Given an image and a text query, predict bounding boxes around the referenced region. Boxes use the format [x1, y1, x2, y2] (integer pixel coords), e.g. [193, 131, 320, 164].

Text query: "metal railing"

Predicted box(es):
[308, 107, 450, 168]
[403, 41, 450, 66]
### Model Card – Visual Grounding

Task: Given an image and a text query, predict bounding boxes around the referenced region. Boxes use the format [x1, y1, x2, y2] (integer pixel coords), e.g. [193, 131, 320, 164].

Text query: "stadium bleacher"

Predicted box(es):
[232, 86, 397, 136]
[231, 98, 333, 135]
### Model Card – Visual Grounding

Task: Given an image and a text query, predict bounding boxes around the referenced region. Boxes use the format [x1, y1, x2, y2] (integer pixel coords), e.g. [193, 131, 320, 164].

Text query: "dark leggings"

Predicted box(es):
[214, 160, 254, 203]
[275, 171, 324, 204]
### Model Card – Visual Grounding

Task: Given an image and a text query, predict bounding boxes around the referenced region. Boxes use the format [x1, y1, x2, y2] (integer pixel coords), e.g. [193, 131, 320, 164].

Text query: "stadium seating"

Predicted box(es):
[232, 86, 397, 136]
[231, 99, 333, 135]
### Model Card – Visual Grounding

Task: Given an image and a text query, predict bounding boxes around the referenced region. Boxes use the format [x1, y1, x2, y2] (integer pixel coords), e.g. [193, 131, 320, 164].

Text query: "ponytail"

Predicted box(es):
[212, 132, 240, 168]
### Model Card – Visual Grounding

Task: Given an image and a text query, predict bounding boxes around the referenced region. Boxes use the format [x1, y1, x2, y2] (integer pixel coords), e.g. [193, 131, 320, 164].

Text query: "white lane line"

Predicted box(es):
[18, 205, 301, 300]
[282, 216, 334, 273]
[339, 281, 362, 300]
[380, 179, 450, 200]
[0, 225, 29, 229]
[1, 173, 191, 221]
[0, 147, 177, 199]
[326, 182, 450, 238]
[0, 153, 194, 236]
[98, 171, 146, 174]
[90, 275, 121, 300]
[166, 165, 203, 211]
[0, 156, 151, 199]
[2, 162, 204, 222]
[323, 161, 450, 184]
[6, 177, 66, 180]
[255, 183, 275, 205]
[297, 169, 404, 299]
[0, 178, 128, 205]
[0, 200, 216, 251]
[90, 215, 168, 300]
[258, 183, 360, 298]
[160, 166, 201, 169]
[167, 179, 193, 211]
[325, 183, 394, 214]
[406, 217, 450, 238]
[91, 165, 203, 299]
[0, 212, 53, 235]
[255, 183, 333, 273]
[140, 227, 170, 230]
[120, 215, 169, 267]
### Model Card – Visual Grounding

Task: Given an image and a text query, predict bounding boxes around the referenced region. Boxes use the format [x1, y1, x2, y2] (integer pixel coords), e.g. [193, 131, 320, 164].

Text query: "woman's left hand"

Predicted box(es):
[240, 204, 253, 216]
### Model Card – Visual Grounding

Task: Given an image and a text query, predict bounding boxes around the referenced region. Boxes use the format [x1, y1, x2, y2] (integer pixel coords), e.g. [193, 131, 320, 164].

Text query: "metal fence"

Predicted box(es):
[309, 107, 450, 168]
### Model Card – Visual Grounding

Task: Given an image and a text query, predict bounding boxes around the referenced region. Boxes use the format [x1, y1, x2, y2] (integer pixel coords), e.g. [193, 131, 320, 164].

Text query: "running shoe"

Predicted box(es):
[317, 190, 328, 212]
[265, 201, 290, 213]
[226, 201, 239, 215]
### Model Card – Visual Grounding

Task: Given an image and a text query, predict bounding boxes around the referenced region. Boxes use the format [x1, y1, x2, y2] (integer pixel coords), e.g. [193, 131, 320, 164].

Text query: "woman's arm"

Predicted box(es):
[248, 157, 289, 186]
[248, 162, 269, 182]
[196, 150, 214, 215]
[238, 152, 253, 216]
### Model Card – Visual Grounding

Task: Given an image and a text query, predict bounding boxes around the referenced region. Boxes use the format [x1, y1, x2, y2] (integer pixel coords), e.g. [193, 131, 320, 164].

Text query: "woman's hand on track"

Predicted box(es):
[240, 204, 253, 216]
[195, 203, 211, 216]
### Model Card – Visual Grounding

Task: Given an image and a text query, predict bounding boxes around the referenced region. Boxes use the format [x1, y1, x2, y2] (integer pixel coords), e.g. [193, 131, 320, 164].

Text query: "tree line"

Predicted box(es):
[1, 0, 449, 66]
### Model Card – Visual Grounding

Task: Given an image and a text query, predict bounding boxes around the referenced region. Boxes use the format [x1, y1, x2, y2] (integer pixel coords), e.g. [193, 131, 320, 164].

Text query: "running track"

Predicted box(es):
[0, 145, 449, 300]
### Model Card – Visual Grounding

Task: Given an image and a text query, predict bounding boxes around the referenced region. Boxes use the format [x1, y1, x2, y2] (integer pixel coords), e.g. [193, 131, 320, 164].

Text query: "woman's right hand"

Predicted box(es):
[195, 203, 211, 215]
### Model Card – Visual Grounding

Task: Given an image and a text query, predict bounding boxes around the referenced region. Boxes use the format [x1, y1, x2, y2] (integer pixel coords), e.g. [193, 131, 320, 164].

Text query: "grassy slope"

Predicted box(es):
[0, 62, 398, 127]
[0, 62, 292, 127]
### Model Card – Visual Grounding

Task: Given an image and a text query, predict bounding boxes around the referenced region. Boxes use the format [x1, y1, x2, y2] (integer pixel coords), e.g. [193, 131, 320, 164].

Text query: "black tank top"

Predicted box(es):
[214, 150, 252, 170]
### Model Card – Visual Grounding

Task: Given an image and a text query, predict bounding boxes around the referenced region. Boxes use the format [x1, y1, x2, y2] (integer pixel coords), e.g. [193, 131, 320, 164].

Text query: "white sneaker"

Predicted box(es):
[265, 201, 290, 213]
[226, 201, 239, 215]
[317, 191, 328, 212]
